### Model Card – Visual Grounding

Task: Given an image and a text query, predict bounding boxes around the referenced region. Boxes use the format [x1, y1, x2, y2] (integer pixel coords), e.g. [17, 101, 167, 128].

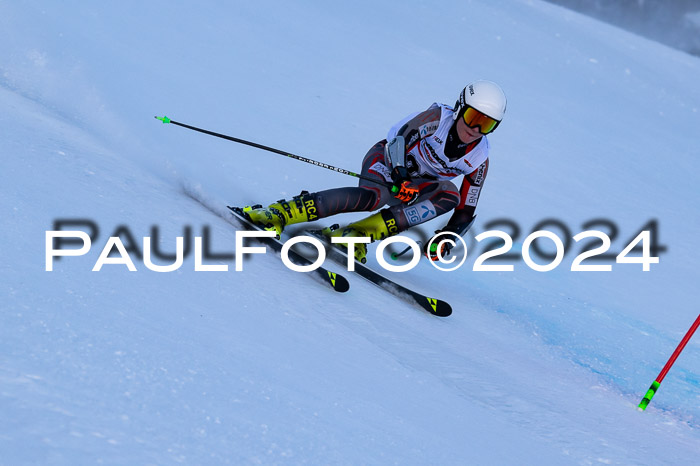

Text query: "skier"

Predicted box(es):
[244, 80, 507, 263]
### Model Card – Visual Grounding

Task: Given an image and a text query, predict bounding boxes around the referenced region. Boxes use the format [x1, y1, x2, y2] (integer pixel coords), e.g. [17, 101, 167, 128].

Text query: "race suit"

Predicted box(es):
[302, 103, 490, 234]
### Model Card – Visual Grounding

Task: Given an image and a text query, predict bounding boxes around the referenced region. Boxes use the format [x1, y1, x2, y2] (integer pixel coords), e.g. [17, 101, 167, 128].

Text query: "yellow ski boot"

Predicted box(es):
[324, 210, 398, 263]
[244, 194, 318, 237]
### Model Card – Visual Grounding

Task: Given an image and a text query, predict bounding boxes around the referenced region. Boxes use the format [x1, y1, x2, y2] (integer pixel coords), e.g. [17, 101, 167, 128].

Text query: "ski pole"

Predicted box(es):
[638, 313, 700, 411]
[391, 241, 424, 260]
[155, 116, 393, 189]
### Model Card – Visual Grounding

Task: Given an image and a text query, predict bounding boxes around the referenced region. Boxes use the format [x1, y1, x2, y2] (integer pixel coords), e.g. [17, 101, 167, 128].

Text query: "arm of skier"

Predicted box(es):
[386, 105, 443, 204]
[425, 160, 489, 260]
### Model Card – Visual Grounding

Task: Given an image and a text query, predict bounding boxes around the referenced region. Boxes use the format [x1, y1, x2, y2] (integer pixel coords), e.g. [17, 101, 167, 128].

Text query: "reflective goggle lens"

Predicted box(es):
[462, 106, 500, 134]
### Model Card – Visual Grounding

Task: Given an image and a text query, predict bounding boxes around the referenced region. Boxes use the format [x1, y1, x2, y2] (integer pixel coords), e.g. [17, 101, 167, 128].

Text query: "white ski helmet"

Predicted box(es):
[453, 80, 507, 130]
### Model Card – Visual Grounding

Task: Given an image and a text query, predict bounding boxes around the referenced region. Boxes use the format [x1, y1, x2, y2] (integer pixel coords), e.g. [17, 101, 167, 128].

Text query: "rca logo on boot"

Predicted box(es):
[304, 199, 318, 221]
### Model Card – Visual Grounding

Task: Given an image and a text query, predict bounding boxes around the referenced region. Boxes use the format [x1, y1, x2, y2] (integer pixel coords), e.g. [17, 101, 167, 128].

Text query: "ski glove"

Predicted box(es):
[390, 166, 420, 205]
[424, 230, 455, 261]
[424, 222, 471, 261]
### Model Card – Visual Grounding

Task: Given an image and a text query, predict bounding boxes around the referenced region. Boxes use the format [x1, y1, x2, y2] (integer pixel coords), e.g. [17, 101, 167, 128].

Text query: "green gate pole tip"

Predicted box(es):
[155, 115, 171, 124]
[637, 380, 661, 411]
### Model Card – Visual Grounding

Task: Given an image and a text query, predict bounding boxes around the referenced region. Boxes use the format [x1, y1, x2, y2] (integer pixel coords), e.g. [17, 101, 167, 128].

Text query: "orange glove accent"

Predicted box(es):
[425, 240, 451, 261]
[424, 230, 456, 261]
[393, 181, 420, 204]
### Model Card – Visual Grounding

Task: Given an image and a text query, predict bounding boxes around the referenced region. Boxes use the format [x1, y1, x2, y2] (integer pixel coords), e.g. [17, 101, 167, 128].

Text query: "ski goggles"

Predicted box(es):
[462, 106, 500, 135]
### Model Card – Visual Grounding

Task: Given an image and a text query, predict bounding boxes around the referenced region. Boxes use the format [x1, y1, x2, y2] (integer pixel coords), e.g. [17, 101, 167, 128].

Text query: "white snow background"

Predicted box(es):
[1, 0, 699, 464]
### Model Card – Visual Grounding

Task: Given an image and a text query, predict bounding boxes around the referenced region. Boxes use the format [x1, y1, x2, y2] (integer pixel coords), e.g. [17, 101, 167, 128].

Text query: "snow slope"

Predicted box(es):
[2, 0, 699, 464]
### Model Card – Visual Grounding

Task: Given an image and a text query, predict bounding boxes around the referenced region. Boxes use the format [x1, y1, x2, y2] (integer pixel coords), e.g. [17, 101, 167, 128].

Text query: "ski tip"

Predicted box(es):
[328, 272, 350, 293]
[435, 305, 452, 317]
[155, 115, 171, 124]
[426, 297, 452, 317]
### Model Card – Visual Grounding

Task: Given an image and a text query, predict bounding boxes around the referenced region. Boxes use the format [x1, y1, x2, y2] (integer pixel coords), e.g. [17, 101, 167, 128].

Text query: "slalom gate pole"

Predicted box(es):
[638, 313, 700, 411]
[155, 116, 392, 189]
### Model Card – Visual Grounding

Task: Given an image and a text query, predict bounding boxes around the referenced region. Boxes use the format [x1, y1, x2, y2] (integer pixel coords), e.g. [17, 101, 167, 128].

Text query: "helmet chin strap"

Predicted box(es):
[444, 121, 481, 161]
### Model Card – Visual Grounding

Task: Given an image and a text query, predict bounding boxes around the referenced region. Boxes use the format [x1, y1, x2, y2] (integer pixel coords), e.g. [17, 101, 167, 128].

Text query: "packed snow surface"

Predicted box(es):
[1, 1, 699, 464]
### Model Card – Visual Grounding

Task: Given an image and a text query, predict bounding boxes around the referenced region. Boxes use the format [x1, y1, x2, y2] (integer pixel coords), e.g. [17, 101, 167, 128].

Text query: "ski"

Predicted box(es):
[226, 206, 350, 293]
[305, 229, 452, 317]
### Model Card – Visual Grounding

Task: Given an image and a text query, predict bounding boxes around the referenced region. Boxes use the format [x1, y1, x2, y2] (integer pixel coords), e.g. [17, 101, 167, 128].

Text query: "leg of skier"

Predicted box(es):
[244, 141, 387, 236]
